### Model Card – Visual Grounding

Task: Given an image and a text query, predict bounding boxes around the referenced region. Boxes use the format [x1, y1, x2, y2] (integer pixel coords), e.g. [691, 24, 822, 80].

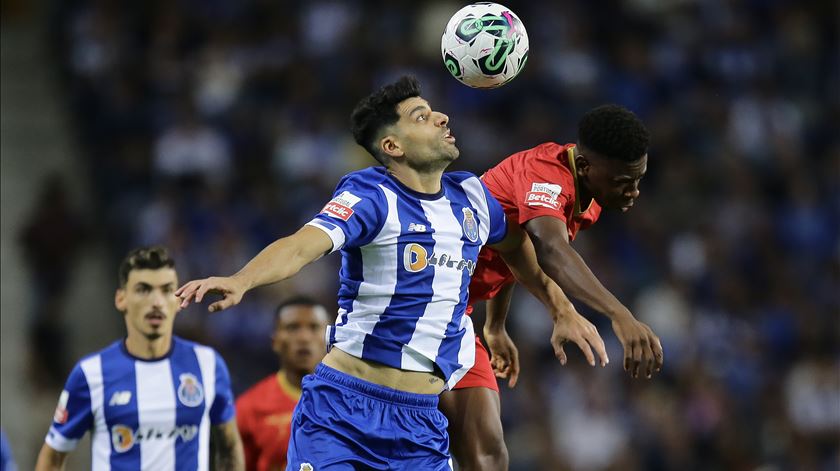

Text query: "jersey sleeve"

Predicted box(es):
[45, 364, 93, 452]
[481, 179, 509, 245]
[209, 353, 236, 425]
[513, 147, 576, 225]
[305, 174, 386, 253]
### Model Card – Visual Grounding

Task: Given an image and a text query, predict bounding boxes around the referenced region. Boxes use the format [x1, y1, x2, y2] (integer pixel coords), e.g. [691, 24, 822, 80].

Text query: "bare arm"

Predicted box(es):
[490, 223, 608, 376]
[524, 216, 663, 378]
[35, 444, 69, 471]
[210, 420, 245, 471]
[176, 225, 333, 312]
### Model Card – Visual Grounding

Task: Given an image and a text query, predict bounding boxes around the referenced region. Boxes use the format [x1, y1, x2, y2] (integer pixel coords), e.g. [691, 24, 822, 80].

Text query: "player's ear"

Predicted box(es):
[575, 153, 590, 177]
[270, 329, 282, 354]
[115, 288, 127, 313]
[380, 134, 404, 159]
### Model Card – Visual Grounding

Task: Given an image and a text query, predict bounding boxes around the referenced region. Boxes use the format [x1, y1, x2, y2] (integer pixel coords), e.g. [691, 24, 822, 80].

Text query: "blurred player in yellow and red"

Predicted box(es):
[235, 297, 328, 471]
[439, 104, 666, 471]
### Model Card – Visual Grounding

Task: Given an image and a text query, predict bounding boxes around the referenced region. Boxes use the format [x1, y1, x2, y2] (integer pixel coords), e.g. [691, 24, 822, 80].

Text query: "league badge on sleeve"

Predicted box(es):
[321, 191, 362, 221]
[525, 182, 562, 210]
[53, 390, 69, 424]
[462, 207, 479, 242]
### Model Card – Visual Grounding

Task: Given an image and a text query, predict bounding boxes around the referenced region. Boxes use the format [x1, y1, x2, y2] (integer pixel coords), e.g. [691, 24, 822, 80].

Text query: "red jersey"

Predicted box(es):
[469, 142, 602, 301]
[236, 372, 301, 471]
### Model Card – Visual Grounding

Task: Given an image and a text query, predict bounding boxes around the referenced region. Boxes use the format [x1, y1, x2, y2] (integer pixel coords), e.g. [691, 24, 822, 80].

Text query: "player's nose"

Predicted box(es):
[434, 111, 449, 127]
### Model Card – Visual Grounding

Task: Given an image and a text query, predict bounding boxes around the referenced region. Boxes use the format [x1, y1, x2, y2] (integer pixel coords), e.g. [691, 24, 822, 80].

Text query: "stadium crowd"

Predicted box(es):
[24, 0, 838, 469]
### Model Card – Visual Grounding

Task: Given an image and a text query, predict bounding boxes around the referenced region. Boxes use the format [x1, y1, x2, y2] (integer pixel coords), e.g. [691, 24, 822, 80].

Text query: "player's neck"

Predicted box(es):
[278, 369, 305, 393]
[386, 166, 443, 195]
[125, 333, 172, 360]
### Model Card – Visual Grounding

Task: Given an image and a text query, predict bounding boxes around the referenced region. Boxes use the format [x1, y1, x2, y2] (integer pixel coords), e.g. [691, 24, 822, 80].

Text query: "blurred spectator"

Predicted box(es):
[18, 174, 86, 390]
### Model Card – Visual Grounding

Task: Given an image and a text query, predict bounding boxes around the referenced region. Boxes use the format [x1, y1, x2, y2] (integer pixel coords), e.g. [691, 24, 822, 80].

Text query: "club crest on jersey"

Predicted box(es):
[299, 464, 314, 471]
[177, 373, 204, 407]
[321, 191, 361, 221]
[525, 182, 562, 210]
[461, 208, 479, 242]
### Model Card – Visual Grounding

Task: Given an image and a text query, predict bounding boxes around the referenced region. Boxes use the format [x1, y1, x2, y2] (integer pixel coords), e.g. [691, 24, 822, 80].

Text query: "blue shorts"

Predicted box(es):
[286, 364, 452, 471]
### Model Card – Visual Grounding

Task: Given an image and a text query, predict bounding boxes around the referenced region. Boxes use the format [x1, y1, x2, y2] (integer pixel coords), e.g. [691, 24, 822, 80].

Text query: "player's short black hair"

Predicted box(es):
[274, 296, 327, 327]
[350, 75, 422, 166]
[118, 246, 175, 287]
[578, 104, 650, 162]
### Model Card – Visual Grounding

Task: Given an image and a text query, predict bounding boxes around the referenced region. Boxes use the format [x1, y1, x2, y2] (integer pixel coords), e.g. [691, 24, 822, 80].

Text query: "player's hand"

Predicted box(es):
[175, 276, 247, 312]
[551, 310, 608, 368]
[611, 315, 663, 379]
[483, 327, 520, 388]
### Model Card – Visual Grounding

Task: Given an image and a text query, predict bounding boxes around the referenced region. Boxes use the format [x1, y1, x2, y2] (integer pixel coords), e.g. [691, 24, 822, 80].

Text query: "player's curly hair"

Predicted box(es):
[350, 75, 421, 166]
[578, 105, 649, 162]
[118, 246, 175, 287]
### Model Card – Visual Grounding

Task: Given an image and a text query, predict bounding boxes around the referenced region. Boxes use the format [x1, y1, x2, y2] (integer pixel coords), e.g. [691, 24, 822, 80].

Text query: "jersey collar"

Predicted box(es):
[566, 145, 594, 218]
[276, 370, 302, 401]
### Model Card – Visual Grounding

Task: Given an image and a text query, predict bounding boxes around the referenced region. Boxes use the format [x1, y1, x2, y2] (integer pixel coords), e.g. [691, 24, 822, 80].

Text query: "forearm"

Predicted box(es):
[232, 227, 327, 291]
[35, 444, 67, 471]
[484, 282, 514, 332]
[496, 234, 576, 322]
[210, 423, 245, 471]
[532, 237, 633, 321]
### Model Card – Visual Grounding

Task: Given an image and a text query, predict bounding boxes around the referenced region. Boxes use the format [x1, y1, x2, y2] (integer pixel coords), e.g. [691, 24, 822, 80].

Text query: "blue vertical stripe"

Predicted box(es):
[101, 344, 142, 470]
[168, 342, 203, 471]
[362, 192, 436, 366]
[435, 180, 484, 376]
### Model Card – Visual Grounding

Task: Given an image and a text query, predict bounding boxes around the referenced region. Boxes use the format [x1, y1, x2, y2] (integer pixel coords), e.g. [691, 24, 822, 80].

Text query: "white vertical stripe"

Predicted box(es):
[332, 185, 401, 357]
[401, 196, 466, 370]
[135, 360, 176, 471]
[461, 177, 492, 243]
[447, 313, 477, 389]
[194, 346, 217, 471]
[80, 355, 110, 471]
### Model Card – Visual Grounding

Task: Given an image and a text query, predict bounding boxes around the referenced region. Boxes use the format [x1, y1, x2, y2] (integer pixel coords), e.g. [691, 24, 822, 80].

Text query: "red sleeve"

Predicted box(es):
[512, 144, 576, 225]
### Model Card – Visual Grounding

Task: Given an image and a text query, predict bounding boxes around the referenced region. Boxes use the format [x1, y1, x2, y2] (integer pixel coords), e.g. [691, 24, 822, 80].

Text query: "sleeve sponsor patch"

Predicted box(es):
[54, 390, 69, 424]
[525, 182, 562, 209]
[321, 191, 361, 221]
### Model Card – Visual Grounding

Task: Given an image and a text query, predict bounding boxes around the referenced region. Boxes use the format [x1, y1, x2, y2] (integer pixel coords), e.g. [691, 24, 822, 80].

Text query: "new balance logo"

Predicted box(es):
[408, 223, 427, 232]
[109, 391, 132, 406]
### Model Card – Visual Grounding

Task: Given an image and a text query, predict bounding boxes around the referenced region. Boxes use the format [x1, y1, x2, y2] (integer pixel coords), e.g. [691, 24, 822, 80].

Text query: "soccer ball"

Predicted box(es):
[441, 2, 529, 89]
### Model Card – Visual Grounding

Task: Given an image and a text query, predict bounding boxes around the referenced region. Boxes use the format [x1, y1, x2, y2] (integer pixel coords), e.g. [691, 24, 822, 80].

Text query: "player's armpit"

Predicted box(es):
[210, 419, 245, 471]
[34, 444, 69, 471]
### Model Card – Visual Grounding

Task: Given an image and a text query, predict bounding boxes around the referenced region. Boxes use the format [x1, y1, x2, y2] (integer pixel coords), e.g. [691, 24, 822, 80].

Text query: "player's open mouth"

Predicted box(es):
[443, 130, 456, 143]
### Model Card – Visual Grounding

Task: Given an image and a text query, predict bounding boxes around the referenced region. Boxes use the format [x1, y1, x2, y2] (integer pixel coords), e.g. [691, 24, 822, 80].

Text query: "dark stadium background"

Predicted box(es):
[1, 0, 837, 469]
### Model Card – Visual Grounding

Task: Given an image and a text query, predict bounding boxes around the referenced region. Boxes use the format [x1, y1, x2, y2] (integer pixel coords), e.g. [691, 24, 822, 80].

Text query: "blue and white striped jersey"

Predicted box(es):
[45, 337, 235, 470]
[307, 167, 508, 389]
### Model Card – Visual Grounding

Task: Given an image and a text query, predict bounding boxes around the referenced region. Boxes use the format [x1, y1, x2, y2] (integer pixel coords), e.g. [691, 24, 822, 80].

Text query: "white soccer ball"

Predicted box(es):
[441, 2, 529, 89]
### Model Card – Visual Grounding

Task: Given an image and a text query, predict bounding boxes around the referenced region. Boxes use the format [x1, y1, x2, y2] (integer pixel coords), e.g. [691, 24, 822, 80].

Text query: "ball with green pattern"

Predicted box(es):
[441, 2, 529, 89]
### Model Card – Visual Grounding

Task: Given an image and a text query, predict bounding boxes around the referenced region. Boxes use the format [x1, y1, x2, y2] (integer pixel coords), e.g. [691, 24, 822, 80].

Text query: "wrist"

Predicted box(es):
[483, 322, 507, 334]
[230, 273, 252, 292]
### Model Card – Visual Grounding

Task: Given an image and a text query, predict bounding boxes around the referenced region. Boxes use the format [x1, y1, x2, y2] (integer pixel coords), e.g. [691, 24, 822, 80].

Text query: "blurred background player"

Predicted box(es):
[235, 297, 328, 471]
[440, 104, 664, 471]
[34, 246, 244, 471]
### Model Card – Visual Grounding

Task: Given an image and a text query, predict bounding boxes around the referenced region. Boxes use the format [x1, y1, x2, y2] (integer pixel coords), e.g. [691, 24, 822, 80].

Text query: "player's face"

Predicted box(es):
[578, 149, 647, 212]
[272, 305, 328, 375]
[390, 96, 459, 171]
[115, 268, 180, 341]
